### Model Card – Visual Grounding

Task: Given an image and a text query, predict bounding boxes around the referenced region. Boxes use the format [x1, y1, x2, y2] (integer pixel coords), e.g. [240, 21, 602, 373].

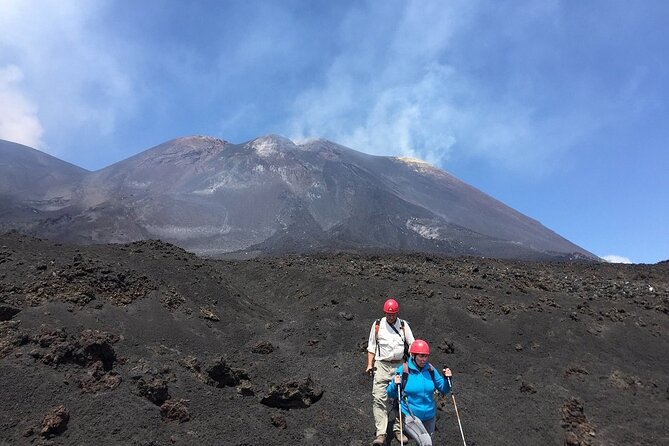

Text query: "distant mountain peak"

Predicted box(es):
[295, 137, 334, 146]
[163, 135, 229, 154]
[174, 135, 228, 145]
[108, 136, 224, 169]
[0, 134, 597, 261]
[247, 135, 296, 157]
[395, 156, 431, 167]
[393, 156, 448, 177]
[293, 138, 351, 160]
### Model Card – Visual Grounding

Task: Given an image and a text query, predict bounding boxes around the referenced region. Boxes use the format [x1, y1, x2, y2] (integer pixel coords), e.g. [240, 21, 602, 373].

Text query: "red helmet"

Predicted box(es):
[383, 298, 399, 314]
[409, 339, 430, 355]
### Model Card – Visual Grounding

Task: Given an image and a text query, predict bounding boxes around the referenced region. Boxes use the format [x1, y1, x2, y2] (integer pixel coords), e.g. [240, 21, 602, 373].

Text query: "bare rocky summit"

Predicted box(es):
[1, 136, 595, 260]
[0, 233, 667, 445]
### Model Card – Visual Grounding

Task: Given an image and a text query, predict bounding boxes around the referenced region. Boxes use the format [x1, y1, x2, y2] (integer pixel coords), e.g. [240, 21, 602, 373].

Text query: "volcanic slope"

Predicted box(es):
[0, 233, 667, 445]
[0, 135, 595, 260]
[0, 140, 87, 223]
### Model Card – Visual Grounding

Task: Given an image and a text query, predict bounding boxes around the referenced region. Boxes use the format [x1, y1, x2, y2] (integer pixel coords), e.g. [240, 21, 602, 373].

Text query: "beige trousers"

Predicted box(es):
[372, 359, 403, 437]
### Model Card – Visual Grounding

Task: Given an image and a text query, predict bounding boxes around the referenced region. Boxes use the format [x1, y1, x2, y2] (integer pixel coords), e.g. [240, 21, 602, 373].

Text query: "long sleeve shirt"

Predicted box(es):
[386, 357, 451, 421]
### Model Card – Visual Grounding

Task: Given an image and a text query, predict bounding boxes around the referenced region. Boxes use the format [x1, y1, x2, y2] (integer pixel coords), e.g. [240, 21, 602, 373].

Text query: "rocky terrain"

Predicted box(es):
[0, 231, 667, 445]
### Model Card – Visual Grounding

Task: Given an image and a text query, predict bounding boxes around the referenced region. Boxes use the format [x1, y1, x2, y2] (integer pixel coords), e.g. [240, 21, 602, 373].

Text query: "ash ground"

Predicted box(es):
[1, 232, 667, 445]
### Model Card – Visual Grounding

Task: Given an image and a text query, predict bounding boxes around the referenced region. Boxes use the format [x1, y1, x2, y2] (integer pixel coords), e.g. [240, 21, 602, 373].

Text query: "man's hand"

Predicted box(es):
[366, 365, 375, 376]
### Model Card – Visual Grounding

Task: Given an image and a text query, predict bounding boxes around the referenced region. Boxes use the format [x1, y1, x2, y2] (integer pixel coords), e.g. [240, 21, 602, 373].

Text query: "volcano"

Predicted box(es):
[0, 137, 666, 446]
[1, 136, 595, 260]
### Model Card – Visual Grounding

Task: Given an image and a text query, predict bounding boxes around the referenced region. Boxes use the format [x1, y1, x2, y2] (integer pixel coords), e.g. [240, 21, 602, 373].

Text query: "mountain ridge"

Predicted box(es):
[0, 135, 597, 261]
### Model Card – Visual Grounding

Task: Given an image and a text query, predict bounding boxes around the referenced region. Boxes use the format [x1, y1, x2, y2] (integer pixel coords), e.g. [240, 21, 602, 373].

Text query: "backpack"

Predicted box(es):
[374, 318, 409, 360]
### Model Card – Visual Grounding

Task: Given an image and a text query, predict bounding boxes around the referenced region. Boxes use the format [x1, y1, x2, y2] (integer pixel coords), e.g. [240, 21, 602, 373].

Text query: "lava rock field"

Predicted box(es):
[1, 232, 667, 445]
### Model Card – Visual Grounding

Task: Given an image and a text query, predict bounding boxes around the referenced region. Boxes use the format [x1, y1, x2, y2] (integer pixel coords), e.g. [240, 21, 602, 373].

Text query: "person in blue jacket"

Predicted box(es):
[386, 339, 452, 445]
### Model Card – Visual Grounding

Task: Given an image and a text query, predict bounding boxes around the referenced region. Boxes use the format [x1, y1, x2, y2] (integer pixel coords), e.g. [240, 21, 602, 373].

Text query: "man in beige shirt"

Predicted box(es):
[366, 298, 415, 445]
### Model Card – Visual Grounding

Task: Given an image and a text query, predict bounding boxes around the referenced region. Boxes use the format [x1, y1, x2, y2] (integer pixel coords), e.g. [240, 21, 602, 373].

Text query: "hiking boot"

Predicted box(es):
[371, 434, 386, 445]
[394, 431, 408, 443]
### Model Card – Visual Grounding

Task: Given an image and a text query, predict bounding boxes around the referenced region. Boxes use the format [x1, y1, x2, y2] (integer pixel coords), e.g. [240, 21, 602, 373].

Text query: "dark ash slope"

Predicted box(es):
[1, 233, 667, 445]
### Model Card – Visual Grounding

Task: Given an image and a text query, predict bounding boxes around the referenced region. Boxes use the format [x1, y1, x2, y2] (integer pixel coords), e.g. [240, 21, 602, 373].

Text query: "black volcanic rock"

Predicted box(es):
[260, 377, 324, 409]
[0, 234, 666, 445]
[40, 405, 70, 438]
[0, 135, 596, 260]
[0, 304, 20, 321]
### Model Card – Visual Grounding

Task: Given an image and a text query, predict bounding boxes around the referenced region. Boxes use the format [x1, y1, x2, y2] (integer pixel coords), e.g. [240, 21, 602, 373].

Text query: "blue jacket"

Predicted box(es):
[386, 357, 451, 421]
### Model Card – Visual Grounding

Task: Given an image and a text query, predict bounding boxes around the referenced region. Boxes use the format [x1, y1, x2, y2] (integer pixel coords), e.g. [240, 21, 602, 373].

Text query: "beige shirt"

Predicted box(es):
[366, 317, 415, 361]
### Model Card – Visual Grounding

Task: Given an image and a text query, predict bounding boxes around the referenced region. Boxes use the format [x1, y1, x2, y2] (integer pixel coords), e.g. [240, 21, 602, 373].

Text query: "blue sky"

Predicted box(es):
[1, 0, 667, 263]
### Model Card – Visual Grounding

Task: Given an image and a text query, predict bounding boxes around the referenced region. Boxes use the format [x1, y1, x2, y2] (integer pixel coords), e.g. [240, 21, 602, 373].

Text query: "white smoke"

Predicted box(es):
[602, 255, 633, 264]
[0, 65, 44, 148]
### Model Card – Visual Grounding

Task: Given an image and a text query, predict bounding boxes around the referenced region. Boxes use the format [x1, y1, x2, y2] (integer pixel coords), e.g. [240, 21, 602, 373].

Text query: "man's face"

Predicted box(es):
[385, 312, 397, 324]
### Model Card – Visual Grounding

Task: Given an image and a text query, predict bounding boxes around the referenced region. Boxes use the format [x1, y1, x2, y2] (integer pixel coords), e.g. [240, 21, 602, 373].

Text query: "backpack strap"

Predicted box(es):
[389, 319, 408, 344]
[374, 319, 381, 358]
[401, 362, 438, 391]
[399, 320, 409, 359]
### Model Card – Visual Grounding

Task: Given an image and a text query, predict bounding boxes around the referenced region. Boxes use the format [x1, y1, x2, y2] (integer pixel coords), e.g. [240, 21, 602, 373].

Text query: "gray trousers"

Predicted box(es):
[372, 359, 403, 436]
[403, 415, 436, 446]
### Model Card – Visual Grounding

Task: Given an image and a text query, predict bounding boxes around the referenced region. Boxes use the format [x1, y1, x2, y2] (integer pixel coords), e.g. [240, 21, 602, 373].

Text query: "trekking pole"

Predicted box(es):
[447, 376, 467, 446]
[397, 376, 404, 446]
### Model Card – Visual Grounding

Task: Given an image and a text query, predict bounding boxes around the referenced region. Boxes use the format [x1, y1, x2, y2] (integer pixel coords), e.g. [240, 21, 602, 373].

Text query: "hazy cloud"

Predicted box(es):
[0, 0, 663, 183]
[0, 0, 135, 156]
[288, 2, 468, 165]
[0, 65, 44, 147]
[286, 1, 603, 173]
